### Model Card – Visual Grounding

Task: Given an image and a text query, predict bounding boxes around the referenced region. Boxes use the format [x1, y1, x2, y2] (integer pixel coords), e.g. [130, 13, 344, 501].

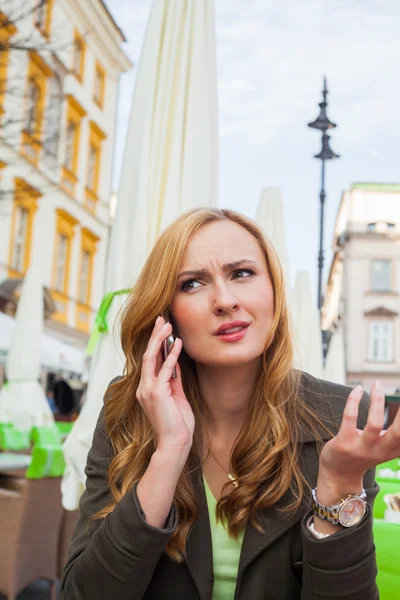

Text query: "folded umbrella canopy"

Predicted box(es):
[291, 270, 323, 379]
[0, 266, 54, 430]
[324, 328, 346, 385]
[256, 187, 290, 287]
[62, 0, 218, 509]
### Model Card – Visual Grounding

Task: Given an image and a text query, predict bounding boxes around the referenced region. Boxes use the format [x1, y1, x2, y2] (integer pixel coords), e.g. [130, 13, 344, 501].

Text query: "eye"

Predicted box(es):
[232, 269, 255, 279]
[180, 278, 202, 292]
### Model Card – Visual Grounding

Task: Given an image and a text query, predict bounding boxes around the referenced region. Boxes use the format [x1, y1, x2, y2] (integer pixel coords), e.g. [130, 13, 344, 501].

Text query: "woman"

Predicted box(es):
[61, 208, 398, 599]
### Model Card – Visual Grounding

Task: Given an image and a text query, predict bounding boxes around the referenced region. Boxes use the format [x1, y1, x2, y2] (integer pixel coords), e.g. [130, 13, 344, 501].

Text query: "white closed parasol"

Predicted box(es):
[61, 0, 218, 509]
[0, 266, 54, 430]
[291, 270, 323, 379]
[256, 187, 290, 286]
[324, 328, 346, 385]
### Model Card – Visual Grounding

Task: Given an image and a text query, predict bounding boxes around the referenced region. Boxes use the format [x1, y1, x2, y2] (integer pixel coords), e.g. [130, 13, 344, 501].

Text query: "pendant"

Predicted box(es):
[228, 472, 239, 488]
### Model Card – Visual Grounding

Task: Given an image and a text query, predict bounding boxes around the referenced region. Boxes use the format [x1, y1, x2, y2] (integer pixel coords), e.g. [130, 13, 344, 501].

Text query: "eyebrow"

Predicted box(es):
[177, 259, 258, 280]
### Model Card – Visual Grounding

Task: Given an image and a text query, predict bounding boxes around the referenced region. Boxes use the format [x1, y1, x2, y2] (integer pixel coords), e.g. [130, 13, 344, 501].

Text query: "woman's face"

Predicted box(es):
[170, 220, 275, 368]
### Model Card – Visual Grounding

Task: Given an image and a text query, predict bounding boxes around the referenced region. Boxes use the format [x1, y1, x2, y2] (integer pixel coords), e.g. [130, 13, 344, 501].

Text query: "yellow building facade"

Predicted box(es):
[0, 0, 131, 349]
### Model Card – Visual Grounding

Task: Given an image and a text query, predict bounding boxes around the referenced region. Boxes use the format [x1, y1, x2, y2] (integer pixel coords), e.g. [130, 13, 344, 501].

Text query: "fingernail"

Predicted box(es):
[155, 316, 161, 325]
[355, 385, 363, 394]
[374, 380, 383, 390]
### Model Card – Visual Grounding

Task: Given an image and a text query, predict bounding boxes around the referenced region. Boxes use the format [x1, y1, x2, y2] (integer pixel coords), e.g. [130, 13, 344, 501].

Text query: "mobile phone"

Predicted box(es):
[162, 313, 177, 379]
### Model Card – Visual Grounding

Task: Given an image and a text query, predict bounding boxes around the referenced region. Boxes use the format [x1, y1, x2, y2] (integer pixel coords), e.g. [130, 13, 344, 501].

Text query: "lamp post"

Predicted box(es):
[308, 77, 339, 315]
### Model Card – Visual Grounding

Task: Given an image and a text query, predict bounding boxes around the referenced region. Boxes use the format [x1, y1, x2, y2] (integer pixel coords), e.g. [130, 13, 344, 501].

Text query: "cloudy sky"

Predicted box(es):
[107, 0, 400, 296]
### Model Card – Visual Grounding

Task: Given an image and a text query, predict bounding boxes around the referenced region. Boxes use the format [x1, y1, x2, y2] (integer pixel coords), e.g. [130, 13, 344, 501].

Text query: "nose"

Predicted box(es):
[212, 281, 240, 315]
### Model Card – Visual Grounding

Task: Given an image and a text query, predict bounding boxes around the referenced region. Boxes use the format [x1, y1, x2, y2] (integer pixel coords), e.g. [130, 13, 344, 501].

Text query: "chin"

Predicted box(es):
[201, 351, 261, 368]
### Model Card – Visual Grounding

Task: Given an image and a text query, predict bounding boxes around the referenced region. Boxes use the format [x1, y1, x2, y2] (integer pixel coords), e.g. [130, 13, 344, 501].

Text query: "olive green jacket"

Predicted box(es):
[61, 375, 379, 599]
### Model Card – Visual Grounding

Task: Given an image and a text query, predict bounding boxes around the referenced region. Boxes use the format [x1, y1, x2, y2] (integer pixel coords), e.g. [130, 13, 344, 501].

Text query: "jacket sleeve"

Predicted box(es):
[300, 467, 379, 600]
[60, 402, 178, 600]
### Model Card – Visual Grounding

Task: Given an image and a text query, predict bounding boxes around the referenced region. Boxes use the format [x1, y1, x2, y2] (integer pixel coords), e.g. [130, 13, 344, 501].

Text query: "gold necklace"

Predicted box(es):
[204, 444, 239, 489]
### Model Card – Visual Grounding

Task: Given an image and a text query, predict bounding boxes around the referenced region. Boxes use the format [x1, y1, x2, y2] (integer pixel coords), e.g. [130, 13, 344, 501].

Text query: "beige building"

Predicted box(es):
[322, 183, 400, 408]
[0, 0, 131, 351]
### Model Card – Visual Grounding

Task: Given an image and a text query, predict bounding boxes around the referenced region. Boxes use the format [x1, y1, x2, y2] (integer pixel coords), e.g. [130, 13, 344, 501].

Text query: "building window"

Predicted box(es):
[78, 249, 91, 303]
[64, 121, 77, 171]
[371, 260, 392, 292]
[43, 70, 63, 165]
[93, 61, 105, 108]
[24, 78, 41, 133]
[72, 31, 85, 81]
[35, 0, 54, 37]
[8, 178, 41, 278]
[76, 227, 99, 332]
[367, 223, 376, 231]
[85, 120, 106, 210]
[87, 144, 97, 191]
[54, 233, 68, 293]
[21, 51, 53, 164]
[61, 95, 87, 195]
[368, 321, 393, 362]
[0, 13, 17, 117]
[11, 206, 29, 272]
[51, 208, 78, 324]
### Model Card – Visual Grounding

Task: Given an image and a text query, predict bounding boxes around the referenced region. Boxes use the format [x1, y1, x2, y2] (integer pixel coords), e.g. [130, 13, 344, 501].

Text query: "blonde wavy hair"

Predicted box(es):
[95, 207, 332, 562]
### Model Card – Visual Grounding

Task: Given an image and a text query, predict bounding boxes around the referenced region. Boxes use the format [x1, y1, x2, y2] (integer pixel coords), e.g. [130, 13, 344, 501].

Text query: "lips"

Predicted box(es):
[214, 321, 250, 336]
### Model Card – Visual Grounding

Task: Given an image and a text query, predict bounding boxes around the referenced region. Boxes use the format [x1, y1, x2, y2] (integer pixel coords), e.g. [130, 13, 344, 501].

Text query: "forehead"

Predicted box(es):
[180, 220, 265, 268]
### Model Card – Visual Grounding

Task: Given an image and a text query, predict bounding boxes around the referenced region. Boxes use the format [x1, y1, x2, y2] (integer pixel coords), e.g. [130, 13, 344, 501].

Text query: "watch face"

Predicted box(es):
[338, 497, 366, 527]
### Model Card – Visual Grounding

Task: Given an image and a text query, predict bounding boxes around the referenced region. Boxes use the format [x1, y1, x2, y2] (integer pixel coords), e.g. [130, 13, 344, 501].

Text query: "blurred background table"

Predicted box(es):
[0, 452, 31, 473]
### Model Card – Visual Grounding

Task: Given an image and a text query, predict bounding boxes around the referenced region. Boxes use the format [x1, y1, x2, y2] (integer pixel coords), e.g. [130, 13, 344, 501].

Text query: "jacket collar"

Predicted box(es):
[185, 453, 312, 600]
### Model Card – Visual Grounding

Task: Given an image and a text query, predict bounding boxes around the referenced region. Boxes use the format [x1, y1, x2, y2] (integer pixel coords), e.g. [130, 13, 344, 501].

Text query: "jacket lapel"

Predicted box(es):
[237, 422, 327, 579]
[237, 490, 309, 580]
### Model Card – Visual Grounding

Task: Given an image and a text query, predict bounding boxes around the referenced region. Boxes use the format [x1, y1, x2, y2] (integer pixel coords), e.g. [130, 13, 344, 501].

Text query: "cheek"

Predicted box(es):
[247, 280, 275, 318]
[171, 300, 201, 337]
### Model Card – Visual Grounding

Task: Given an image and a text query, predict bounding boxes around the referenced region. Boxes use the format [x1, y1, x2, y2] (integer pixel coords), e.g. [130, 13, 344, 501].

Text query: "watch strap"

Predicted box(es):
[312, 487, 367, 526]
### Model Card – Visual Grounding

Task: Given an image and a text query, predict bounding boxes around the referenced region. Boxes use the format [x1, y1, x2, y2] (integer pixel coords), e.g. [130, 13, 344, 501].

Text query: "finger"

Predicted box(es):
[338, 385, 364, 439]
[363, 380, 385, 443]
[154, 349, 164, 378]
[158, 337, 182, 383]
[150, 315, 165, 339]
[142, 321, 172, 382]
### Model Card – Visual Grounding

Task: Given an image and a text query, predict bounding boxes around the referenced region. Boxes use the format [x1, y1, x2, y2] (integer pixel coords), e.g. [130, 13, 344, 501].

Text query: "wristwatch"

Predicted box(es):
[312, 487, 367, 528]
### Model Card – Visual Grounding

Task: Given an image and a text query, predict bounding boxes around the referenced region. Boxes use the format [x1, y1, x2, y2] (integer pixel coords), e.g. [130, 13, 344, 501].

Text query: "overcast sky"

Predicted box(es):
[107, 0, 400, 297]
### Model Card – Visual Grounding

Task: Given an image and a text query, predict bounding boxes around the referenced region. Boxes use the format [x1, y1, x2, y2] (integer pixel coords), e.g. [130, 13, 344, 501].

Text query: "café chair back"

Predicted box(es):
[0, 445, 65, 600]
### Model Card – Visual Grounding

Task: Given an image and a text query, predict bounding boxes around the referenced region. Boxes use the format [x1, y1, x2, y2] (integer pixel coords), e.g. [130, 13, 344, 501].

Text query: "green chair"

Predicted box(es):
[54, 421, 74, 438]
[0, 423, 13, 431]
[31, 425, 62, 446]
[0, 427, 31, 451]
[374, 521, 400, 599]
[374, 478, 400, 520]
[26, 444, 66, 479]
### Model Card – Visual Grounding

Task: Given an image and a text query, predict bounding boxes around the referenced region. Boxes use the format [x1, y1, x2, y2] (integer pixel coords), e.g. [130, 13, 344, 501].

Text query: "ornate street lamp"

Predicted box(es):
[308, 77, 339, 314]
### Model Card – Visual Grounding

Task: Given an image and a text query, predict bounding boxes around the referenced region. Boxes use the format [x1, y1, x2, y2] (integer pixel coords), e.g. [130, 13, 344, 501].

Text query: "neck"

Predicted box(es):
[196, 358, 261, 445]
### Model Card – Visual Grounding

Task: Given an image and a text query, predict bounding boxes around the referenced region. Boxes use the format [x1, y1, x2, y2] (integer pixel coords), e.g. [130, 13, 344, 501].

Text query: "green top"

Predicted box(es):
[203, 476, 245, 600]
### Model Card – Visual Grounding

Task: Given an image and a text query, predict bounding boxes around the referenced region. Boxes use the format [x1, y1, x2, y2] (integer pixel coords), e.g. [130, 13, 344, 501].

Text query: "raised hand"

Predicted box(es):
[318, 380, 400, 493]
[136, 315, 195, 455]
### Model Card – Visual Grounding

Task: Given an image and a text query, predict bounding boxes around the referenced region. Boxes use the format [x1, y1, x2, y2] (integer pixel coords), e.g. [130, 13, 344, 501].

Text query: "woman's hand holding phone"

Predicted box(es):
[136, 315, 195, 457]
